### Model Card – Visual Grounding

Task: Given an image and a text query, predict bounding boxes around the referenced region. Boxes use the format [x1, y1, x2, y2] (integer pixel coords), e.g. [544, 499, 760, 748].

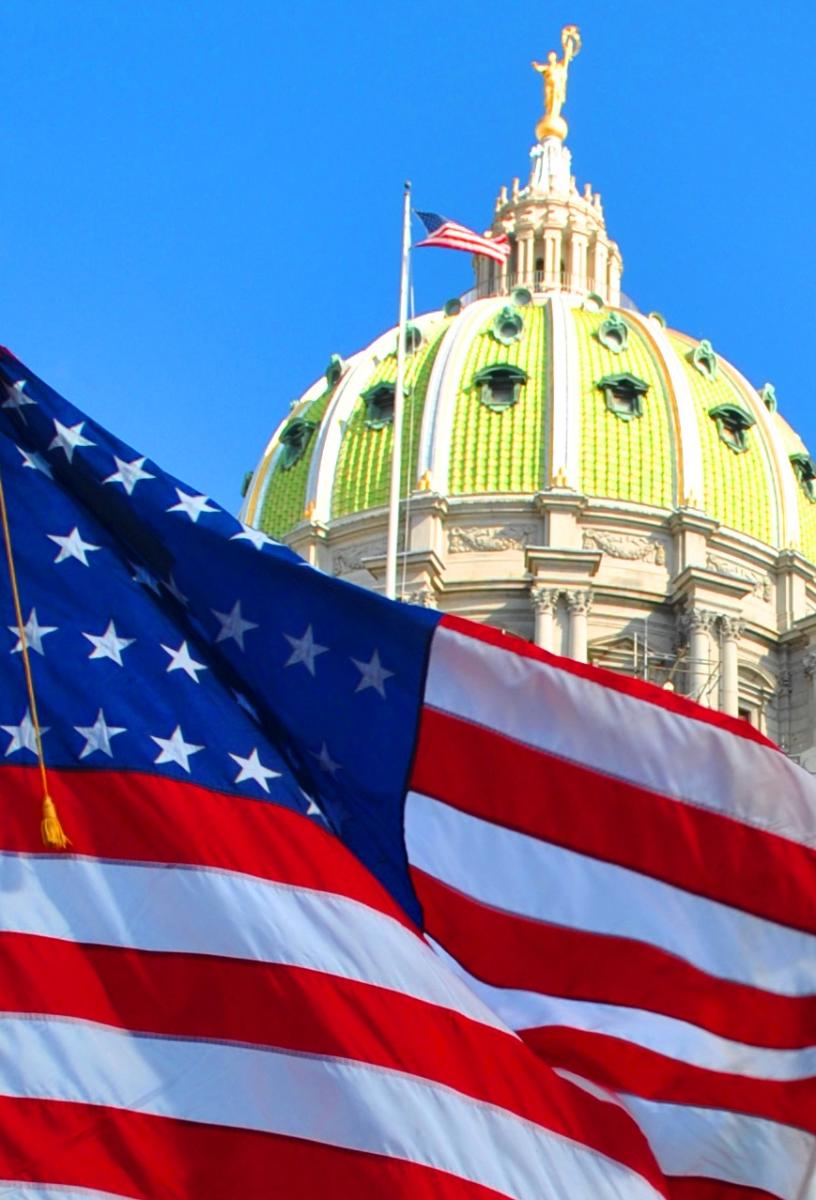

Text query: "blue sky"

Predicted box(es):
[2, 1, 815, 509]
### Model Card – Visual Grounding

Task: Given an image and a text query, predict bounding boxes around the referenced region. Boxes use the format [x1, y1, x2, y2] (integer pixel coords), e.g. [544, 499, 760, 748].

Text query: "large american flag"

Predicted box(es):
[415, 210, 511, 263]
[0, 347, 813, 1199]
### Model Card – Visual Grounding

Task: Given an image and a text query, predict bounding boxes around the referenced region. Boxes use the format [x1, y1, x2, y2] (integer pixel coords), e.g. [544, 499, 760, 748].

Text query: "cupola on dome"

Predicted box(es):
[241, 26, 816, 760]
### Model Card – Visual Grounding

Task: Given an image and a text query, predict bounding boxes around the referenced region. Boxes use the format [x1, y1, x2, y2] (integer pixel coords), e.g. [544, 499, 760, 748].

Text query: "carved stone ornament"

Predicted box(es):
[679, 608, 716, 638]
[565, 589, 592, 615]
[448, 525, 530, 553]
[332, 538, 387, 576]
[719, 615, 745, 641]
[530, 586, 559, 614]
[803, 651, 816, 678]
[706, 553, 773, 603]
[404, 585, 437, 609]
[583, 529, 665, 565]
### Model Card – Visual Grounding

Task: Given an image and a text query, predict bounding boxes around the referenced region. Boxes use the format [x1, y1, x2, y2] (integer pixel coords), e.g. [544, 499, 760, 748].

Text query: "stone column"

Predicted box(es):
[719, 616, 744, 717]
[591, 237, 608, 300]
[681, 608, 715, 705]
[804, 652, 816, 745]
[568, 232, 588, 294]
[607, 250, 622, 307]
[544, 230, 561, 289]
[565, 590, 592, 663]
[522, 231, 535, 287]
[530, 586, 559, 651]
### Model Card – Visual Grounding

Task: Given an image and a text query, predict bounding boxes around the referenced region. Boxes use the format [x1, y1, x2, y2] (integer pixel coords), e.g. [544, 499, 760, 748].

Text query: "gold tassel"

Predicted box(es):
[41, 794, 71, 850]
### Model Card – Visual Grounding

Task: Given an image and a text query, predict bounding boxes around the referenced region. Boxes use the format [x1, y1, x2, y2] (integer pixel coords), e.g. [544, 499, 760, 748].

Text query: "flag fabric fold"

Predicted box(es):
[0, 350, 664, 1199]
[0, 346, 814, 1200]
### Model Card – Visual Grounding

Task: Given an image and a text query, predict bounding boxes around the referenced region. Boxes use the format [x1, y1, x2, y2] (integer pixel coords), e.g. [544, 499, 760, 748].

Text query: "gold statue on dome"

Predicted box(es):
[532, 24, 582, 142]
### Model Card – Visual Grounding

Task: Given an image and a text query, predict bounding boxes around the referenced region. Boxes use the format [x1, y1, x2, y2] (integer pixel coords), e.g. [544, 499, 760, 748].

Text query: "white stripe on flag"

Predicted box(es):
[406, 791, 816, 995]
[0, 853, 505, 1034]
[0, 1015, 664, 1200]
[622, 1092, 816, 1200]
[429, 938, 816, 1081]
[425, 624, 816, 847]
[0, 1188, 133, 1200]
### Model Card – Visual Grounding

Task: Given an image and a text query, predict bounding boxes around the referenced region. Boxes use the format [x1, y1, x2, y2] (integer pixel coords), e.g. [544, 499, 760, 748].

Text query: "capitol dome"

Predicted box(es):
[242, 46, 816, 760]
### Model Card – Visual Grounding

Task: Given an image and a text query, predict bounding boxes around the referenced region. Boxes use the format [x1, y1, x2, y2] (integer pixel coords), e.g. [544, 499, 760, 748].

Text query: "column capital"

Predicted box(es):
[530, 585, 559, 614]
[565, 588, 592, 615]
[719, 615, 744, 641]
[679, 607, 716, 636]
[403, 585, 437, 609]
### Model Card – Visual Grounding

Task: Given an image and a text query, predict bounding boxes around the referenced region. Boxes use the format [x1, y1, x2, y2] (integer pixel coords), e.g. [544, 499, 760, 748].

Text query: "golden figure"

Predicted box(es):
[532, 24, 581, 142]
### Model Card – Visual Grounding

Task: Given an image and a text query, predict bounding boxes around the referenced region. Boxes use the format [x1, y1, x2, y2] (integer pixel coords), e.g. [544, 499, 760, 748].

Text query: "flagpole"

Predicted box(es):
[385, 181, 411, 602]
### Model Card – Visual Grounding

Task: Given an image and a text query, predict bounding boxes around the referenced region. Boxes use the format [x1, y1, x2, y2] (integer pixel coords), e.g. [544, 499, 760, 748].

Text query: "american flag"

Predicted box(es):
[0, 348, 813, 1199]
[415, 210, 511, 263]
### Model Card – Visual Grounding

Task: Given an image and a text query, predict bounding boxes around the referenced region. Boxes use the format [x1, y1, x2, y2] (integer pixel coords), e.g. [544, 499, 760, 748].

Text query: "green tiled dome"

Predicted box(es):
[243, 295, 811, 559]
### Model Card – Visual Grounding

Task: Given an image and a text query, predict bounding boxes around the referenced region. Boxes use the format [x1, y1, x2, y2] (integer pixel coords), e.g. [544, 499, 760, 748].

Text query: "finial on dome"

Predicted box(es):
[532, 24, 581, 143]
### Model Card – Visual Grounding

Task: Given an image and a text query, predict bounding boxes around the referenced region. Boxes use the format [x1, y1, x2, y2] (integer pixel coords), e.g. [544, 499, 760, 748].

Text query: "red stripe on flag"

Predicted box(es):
[411, 707, 816, 935]
[0, 1096, 510, 1200]
[413, 868, 816, 1050]
[524, 1026, 816, 1136]
[0, 930, 665, 1187]
[0, 765, 415, 928]
[667, 1180, 781, 1200]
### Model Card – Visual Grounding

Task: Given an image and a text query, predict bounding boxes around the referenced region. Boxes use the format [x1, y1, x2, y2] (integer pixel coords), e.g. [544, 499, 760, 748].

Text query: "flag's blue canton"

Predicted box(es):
[0, 352, 439, 922]
[415, 211, 446, 234]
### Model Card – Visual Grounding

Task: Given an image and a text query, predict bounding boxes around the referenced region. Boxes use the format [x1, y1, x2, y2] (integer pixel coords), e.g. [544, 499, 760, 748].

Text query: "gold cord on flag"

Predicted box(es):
[0, 467, 70, 848]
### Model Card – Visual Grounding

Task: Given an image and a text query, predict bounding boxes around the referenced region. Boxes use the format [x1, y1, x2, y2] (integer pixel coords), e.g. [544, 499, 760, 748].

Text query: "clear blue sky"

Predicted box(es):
[2, 1, 814, 510]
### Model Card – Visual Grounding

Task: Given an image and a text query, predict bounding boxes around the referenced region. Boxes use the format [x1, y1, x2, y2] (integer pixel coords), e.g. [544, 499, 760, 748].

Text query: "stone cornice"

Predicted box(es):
[525, 545, 602, 583]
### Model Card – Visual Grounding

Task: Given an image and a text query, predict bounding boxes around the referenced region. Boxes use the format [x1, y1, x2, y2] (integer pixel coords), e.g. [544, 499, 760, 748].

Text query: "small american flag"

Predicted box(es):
[415, 210, 511, 263]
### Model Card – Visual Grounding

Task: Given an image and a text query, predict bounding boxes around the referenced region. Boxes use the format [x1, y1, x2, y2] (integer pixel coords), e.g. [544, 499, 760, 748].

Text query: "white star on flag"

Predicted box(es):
[104, 455, 155, 495]
[161, 640, 207, 682]
[229, 747, 281, 793]
[47, 526, 101, 567]
[83, 619, 135, 666]
[300, 787, 326, 821]
[16, 445, 53, 478]
[151, 725, 204, 773]
[167, 488, 218, 523]
[49, 419, 95, 463]
[312, 741, 341, 777]
[129, 561, 161, 594]
[74, 709, 126, 759]
[8, 608, 57, 656]
[3, 381, 36, 415]
[212, 600, 258, 650]
[284, 625, 328, 676]
[2, 707, 48, 757]
[351, 648, 394, 698]
[230, 523, 278, 550]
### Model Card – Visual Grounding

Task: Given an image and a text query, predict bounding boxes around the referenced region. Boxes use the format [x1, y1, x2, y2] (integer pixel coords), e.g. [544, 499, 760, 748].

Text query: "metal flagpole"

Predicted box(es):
[385, 181, 412, 601]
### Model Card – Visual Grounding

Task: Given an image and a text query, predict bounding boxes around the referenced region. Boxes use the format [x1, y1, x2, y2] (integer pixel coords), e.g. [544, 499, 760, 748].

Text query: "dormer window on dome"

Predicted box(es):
[325, 354, 344, 387]
[279, 417, 316, 469]
[596, 313, 629, 354]
[760, 383, 778, 413]
[791, 453, 816, 502]
[473, 364, 527, 412]
[361, 382, 396, 429]
[596, 373, 649, 420]
[403, 324, 423, 354]
[689, 340, 718, 380]
[709, 403, 754, 453]
[490, 306, 524, 346]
